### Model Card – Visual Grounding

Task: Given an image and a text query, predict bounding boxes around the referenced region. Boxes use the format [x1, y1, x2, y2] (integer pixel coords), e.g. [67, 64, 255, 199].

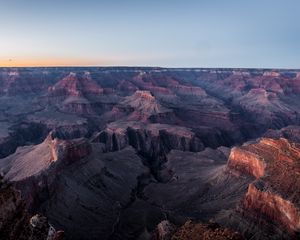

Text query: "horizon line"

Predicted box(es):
[0, 65, 299, 71]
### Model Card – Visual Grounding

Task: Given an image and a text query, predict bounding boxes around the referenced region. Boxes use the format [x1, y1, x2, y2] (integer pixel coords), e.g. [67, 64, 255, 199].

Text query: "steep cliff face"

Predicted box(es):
[227, 137, 300, 235]
[39, 146, 147, 240]
[228, 147, 266, 178]
[0, 132, 92, 182]
[93, 121, 204, 163]
[0, 133, 93, 212]
[48, 134, 92, 165]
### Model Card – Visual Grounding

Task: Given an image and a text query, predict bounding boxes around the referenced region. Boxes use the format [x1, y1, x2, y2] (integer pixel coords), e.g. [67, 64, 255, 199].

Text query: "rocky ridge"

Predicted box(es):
[227, 137, 300, 238]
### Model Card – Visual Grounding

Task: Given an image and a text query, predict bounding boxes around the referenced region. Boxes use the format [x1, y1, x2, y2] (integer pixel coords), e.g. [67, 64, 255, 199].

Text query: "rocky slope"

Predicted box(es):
[151, 220, 244, 240]
[0, 132, 148, 239]
[226, 137, 300, 239]
[171, 220, 243, 240]
[0, 176, 64, 240]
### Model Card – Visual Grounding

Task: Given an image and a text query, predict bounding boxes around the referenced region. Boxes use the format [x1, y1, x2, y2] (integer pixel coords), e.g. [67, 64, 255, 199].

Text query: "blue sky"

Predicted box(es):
[0, 0, 299, 68]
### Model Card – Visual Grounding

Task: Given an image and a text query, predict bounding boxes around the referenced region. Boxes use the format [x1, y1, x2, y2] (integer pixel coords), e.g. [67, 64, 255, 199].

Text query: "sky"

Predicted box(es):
[0, 0, 299, 68]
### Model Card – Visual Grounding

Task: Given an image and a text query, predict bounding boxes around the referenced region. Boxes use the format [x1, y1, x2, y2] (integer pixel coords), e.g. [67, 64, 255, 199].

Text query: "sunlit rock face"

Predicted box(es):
[244, 183, 300, 233]
[228, 147, 266, 179]
[0, 132, 92, 182]
[227, 137, 300, 235]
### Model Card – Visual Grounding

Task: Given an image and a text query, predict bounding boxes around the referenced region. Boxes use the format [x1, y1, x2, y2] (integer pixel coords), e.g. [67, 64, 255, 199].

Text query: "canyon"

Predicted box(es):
[1, 67, 300, 239]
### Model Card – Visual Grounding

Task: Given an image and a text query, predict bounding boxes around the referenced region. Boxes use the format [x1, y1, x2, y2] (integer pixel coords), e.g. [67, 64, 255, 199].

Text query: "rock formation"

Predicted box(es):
[0, 176, 64, 240]
[151, 220, 244, 240]
[227, 137, 300, 237]
[119, 90, 174, 122]
[47, 72, 104, 114]
[1, 67, 300, 239]
[94, 121, 203, 155]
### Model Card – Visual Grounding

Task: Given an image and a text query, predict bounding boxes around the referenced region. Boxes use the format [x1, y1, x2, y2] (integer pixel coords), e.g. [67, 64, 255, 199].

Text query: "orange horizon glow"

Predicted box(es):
[0, 57, 117, 67]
